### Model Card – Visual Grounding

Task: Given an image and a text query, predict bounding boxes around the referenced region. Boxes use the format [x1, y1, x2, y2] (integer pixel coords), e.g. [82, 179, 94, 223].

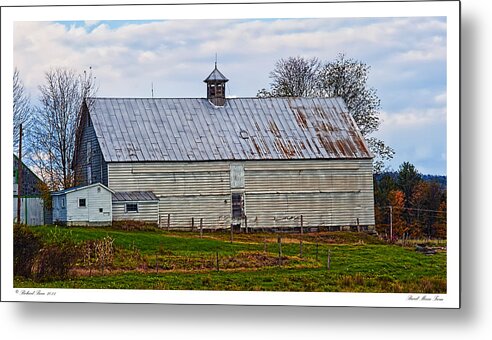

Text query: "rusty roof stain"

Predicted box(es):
[89, 97, 372, 162]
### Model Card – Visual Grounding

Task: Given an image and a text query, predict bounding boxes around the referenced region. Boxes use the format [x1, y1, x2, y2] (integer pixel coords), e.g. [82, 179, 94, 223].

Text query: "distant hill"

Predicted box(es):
[421, 174, 447, 187]
[375, 172, 447, 188]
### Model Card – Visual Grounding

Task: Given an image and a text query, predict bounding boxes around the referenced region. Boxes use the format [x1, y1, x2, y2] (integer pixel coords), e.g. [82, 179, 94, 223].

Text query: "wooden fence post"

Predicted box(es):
[200, 218, 203, 238]
[357, 218, 360, 232]
[245, 215, 248, 234]
[167, 214, 170, 231]
[278, 236, 282, 266]
[191, 217, 194, 232]
[300, 215, 304, 257]
[230, 224, 234, 243]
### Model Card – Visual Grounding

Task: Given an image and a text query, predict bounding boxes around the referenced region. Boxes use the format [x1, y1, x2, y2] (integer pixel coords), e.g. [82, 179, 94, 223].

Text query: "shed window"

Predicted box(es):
[61, 198, 65, 209]
[79, 198, 86, 208]
[125, 203, 138, 213]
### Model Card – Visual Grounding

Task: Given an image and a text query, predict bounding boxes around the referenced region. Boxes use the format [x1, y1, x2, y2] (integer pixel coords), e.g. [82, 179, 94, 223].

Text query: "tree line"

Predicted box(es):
[374, 162, 447, 240]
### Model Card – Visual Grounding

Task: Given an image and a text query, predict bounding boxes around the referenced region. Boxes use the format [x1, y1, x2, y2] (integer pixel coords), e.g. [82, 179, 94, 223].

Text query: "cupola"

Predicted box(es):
[204, 62, 228, 106]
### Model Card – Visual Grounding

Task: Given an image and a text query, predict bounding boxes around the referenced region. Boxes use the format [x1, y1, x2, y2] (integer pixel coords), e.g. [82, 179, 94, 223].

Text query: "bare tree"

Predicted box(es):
[31, 67, 97, 190]
[13, 68, 32, 154]
[258, 54, 394, 172]
[319, 54, 394, 171]
[257, 56, 322, 97]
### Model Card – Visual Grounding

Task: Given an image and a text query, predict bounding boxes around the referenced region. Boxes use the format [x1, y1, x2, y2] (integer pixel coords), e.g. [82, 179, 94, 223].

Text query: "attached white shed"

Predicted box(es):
[51, 183, 113, 226]
[112, 191, 159, 224]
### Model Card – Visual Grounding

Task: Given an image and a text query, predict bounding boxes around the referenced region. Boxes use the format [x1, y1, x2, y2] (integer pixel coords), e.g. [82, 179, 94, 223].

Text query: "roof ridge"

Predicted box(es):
[89, 96, 343, 100]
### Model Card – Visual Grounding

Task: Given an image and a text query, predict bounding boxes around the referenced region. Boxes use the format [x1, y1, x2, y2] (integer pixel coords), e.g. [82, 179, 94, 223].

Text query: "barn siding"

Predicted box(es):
[158, 194, 231, 229]
[112, 201, 159, 223]
[13, 154, 43, 196]
[13, 197, 44, 226]
[244, 159, 374, 228]
[107, 159, 374, 230]
[75, 110, 108, 187]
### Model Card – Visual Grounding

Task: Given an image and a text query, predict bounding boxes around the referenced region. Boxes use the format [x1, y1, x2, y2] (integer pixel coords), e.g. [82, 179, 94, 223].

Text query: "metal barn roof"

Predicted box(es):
[112, 191, 159, 202]
[89, 97, 372, 162]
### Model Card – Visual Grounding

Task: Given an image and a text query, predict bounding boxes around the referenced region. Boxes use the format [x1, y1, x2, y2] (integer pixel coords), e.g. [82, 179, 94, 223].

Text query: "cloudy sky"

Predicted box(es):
[13, 13, 447, 175]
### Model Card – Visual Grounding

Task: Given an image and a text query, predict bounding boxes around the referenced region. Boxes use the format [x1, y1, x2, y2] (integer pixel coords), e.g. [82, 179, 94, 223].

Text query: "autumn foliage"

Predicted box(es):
[374, 163, 446, 240]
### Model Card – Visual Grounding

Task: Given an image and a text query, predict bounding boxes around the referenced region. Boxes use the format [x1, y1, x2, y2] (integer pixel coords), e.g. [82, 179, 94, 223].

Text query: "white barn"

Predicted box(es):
[73, 64, 375, 231]
[51, 183, 113, 226]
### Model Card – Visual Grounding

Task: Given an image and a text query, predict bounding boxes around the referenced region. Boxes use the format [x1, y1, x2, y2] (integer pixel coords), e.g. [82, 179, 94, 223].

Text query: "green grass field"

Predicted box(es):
[14, 225, 447, 293]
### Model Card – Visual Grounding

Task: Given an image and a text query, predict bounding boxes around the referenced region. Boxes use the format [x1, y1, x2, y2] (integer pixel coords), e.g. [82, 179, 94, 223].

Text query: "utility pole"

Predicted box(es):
[16, 124, 23, 224]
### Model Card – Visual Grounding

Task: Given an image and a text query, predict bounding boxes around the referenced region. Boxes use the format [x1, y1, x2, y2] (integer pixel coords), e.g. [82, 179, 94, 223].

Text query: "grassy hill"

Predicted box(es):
[14, 225, 446, 293]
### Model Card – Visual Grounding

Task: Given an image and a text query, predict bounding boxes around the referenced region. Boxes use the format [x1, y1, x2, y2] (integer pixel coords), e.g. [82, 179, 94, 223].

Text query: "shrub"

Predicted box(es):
[14, 224, 43, 278]
[80, 236, 115, 270]
[25, 226, 81, 282]
[31, 242, 80, 282]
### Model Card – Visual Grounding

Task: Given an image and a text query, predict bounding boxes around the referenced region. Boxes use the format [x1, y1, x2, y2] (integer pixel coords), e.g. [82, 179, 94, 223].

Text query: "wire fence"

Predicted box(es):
[76, 232, 335, 276]
[374, 205, 446, 241]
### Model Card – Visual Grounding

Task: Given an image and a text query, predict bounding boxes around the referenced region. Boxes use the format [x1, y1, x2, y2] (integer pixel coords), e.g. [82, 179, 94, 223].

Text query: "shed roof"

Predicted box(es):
[88, 96, 372, 162]
[51, 183, 114, 195]
[113, 191, 159, 202]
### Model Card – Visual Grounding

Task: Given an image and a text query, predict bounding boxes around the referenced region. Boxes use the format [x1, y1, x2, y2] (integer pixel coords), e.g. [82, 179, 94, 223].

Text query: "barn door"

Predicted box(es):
[230, 164, 245, 228]
[231, 193, 244, 229]
[231, 193, 243, 219]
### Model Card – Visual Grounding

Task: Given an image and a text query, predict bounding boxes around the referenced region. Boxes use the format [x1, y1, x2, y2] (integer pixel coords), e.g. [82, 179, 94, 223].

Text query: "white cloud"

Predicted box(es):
[380, 107, 446, 128]
[12, 16, 447, 174]
[14, 17, 446, 97]
[84, 20, 101, 27]
[434, 92, 447, 105]
[394, 47, 446, 62]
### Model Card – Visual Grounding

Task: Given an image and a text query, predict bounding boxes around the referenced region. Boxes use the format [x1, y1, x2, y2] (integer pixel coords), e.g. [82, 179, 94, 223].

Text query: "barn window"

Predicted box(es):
[79, 198, 86, 208]
[125, 203, 138, 213]
[61, 198, 65, 209]
[231, 193, 243, 218]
